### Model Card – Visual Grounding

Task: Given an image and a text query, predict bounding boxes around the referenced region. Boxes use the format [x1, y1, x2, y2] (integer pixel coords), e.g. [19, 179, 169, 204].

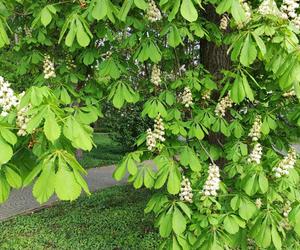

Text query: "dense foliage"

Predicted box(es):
[0, 186, 160, 250]
[0, 0, 300, 249]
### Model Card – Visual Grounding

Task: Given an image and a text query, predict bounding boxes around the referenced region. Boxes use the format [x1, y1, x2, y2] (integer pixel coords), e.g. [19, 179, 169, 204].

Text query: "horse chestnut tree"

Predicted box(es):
[0, 0, 300, 249]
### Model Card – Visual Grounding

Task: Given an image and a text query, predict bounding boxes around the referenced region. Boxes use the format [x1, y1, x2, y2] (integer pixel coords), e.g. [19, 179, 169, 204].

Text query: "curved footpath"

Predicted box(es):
[0, 145, 299, 221]
[0, 165, 125, 221]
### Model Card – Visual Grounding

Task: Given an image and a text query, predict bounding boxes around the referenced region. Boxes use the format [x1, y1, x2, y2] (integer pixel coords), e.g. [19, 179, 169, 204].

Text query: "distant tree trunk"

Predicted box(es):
[200, 5, 232, 164]
[200, 4, 231, 80]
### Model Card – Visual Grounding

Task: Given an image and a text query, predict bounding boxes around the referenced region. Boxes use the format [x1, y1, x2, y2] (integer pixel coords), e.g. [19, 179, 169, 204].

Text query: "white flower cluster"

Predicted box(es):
[248, 143, 263, 164]
[202, 164, 221, 197]
[258, 0, 282, 16]
[16, 105, 31, 136]
[248, 115, 262, 141]
[180, 87, 193, 108]
[0, 76, 19, 117]
[273, 148, 297, 178]
[146, 0, 162, 22]
[43, 55, 56, 79]
[179, 176, 193, 203]
[202, 90, 211, 101]
[241, 0, 252, 23]
[255, 198, 262, 208]
[150, 65, 161, 86]
[215, 95, 233, 117]
[292, 15, 300, 29]
[282, 201, 292, 217]
[66, 55, 76, 70]
[146, 114, 165, 151]
[280, 0, 299, 19]
[283, 89, 296, 97]
[220, 15, 229, 30]
[279, 219, 292, 230]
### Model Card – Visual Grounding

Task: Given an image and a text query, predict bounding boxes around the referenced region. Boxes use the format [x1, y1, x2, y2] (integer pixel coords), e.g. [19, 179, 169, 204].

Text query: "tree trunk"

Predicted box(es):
[200, 4, 231, 80]
[200, 5, 232, 166]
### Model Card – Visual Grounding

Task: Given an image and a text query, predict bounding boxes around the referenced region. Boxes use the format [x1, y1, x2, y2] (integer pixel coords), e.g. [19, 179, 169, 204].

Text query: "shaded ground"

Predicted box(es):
[0, 186, 161, 250]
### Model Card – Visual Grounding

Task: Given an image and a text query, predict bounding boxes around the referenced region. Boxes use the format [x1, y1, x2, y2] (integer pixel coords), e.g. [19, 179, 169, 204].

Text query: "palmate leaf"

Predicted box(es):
[55, 158, 82, 201]
[32, 159, 56, 204]
[63, 116, 94, 151]
[180, 0, 198, 22]
[30, 151, 90, 204]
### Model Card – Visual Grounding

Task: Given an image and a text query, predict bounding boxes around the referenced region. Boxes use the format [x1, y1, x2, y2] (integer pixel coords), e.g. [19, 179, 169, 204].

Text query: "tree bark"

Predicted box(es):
[200, 4, 231, 80]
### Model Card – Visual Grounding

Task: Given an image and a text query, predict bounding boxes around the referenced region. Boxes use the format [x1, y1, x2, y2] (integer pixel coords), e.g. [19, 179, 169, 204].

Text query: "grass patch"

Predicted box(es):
[0, 185, 161, 250]
[80, 133, 127, 169]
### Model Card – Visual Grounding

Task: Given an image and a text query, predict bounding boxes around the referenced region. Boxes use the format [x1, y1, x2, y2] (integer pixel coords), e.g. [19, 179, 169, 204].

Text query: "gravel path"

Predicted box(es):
[0, 165, 125, 221]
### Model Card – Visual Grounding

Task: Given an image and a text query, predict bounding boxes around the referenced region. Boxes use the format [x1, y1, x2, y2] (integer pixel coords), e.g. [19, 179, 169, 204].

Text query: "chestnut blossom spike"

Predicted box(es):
[258, 0, 282, 16]
[248, 143, 263, 164]
[202, 163, 221, 197]
[283, 89, 296, 97]
[150, 65, 161, 86]
[282, 201, 292, 217]
[240, 0, 252, 23]
[0, 76, 19, 117]
[16, 105, 31, 136]
[153, 114, 165, 142]
[220, 15, 229, 30]
[179, 176, 193, 203]
[146, 114, 165, 151]
[146, 0, 162, 23]
[273, 148, 297, 178]
[280, 0, 299, 19]
[248, 115, 262, 142]
[43, 55, 56, 79]
[215, 95, 233, 117]
[255, 198, 262, 209]
[146, 129, 156, 151]
[180, 87, 193, 108]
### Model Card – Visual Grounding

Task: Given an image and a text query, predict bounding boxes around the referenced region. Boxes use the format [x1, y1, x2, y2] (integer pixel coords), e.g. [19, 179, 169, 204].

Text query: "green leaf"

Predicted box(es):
[231, 75, 245, 103]
[92, 0, 108, 20]
[224, 215, 239, 234]
[119, 0, 133, 21]
[271, 226, 282, 250]
[168, 25, 182, 48]
[0, 140, 13, 165]
[76, 19, 90, 47]
[55, 159, 82, 201]
[160, 211, 173, 237]
[1, 128, 17, 145]
[32, 160, 56, 204]
[180, 0, 198, 22]
[231, 0, 246, 23]
[44, 111, 61, 143]
[259, 172, 268, 193]
[0, 174, 10, 203]
[167, 164, 181, 194]
[41, 7, 52, 27]
[134, 0, 148, 10]
[242, 73, 254, 101]
[240, 34, 257, 67]
[239, 198, 256, 220]
[216, 0, 233, 14]
[4, 166, 22, 189]
[65, 20, 76, 47]
[172, 207, 186, 235]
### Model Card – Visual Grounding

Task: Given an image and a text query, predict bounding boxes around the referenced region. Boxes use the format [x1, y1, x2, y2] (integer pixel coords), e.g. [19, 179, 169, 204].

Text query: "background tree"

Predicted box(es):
[0, 0, 300, 249]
